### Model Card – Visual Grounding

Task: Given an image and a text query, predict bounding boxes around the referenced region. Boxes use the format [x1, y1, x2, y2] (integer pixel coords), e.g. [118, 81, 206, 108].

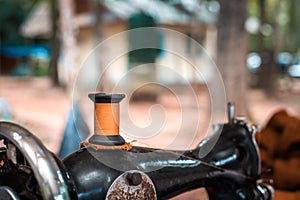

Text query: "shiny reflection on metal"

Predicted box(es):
[211, 153, 238, 166]
[250, 125, 262, 173]
[0, 186, 20, 200]
[0, 122, 71, 200]
[256, 183, 274, 200]
[139, 159, 199, 169]
[105, 170, 156, 200]
[227, 102, 235, 124]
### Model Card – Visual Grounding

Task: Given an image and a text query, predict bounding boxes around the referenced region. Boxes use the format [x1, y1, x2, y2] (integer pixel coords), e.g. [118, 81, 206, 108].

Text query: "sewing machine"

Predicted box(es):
[0, 93, 273, 199]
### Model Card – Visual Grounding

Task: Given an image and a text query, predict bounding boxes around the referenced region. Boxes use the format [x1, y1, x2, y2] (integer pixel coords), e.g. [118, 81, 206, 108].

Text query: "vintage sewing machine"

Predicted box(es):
[0, 93, 273, 200]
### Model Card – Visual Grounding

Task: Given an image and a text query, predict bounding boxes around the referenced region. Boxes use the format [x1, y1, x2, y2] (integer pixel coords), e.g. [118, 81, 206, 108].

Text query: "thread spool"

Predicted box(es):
[88, 93, 126, 146]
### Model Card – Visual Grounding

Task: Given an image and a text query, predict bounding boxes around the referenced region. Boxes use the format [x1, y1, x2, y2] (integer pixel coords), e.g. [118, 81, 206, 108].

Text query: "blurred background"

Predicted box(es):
[1, 0, 300, 199]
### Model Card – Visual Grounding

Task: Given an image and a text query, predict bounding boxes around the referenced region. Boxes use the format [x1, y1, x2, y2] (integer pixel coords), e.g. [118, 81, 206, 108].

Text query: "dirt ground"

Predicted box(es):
[0, 77, 70, 152]
[0, 76, 299, 200]
[1, 76, 299, 151]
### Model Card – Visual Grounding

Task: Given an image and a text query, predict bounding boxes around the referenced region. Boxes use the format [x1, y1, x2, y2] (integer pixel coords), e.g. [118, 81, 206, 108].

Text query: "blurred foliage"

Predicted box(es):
[30, 57, 50, 76]
[0, 0, 37, 45]
[248, 0, 300, 53]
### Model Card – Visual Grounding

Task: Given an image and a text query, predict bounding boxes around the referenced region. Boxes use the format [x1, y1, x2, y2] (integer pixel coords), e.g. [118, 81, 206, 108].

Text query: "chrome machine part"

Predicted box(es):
[0, 122, 71, 200]
[227, 102, 235, 124]
[256, 182, 275, 200]
[0, 186, 20, 200]
[105, 170, 157, 200]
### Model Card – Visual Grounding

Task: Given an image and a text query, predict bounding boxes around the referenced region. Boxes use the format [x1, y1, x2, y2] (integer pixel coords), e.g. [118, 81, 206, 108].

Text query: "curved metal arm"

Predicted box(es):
[0, 122, 70, 200]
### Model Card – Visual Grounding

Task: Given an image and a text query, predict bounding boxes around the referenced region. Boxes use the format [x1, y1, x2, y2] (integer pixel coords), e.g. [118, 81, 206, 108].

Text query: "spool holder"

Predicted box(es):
[88, 93, 126, 146]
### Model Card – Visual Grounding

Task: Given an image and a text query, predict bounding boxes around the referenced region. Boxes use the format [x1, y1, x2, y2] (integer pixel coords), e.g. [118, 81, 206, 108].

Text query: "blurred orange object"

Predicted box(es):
[256, 110, 300, 191]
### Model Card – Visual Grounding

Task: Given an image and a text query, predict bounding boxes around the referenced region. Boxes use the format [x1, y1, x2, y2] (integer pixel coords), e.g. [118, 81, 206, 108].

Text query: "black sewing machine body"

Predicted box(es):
[0, 95, 273, 200]
[63, 121, 264, 200]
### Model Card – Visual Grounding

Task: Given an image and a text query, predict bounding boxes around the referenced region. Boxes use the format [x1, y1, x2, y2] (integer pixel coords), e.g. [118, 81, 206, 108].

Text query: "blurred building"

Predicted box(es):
[21, 0, 219, 86]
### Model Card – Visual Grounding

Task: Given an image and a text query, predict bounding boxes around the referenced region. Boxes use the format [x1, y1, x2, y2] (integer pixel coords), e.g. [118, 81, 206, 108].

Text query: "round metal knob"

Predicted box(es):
[126, 172, 142, 186]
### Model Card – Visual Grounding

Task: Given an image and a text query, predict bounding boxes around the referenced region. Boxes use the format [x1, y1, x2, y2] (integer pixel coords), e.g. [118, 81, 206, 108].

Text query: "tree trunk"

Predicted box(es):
[257, 0, 275, 95]
[89, 0, 108, 92]
[58, 0, 78, 90]
[288, 0, 296, 52]
[49, 0, 59, 86]
[288, 0, 300, 53]
[217, 0, 248, 116]
[257, 0, 266, 52]
[272, 0, 281, 56]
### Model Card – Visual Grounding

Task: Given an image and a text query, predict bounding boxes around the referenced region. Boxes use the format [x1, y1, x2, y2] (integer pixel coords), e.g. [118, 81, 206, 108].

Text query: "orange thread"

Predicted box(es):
[79, 141, 132, 151]
[94, 103, 120, 136]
